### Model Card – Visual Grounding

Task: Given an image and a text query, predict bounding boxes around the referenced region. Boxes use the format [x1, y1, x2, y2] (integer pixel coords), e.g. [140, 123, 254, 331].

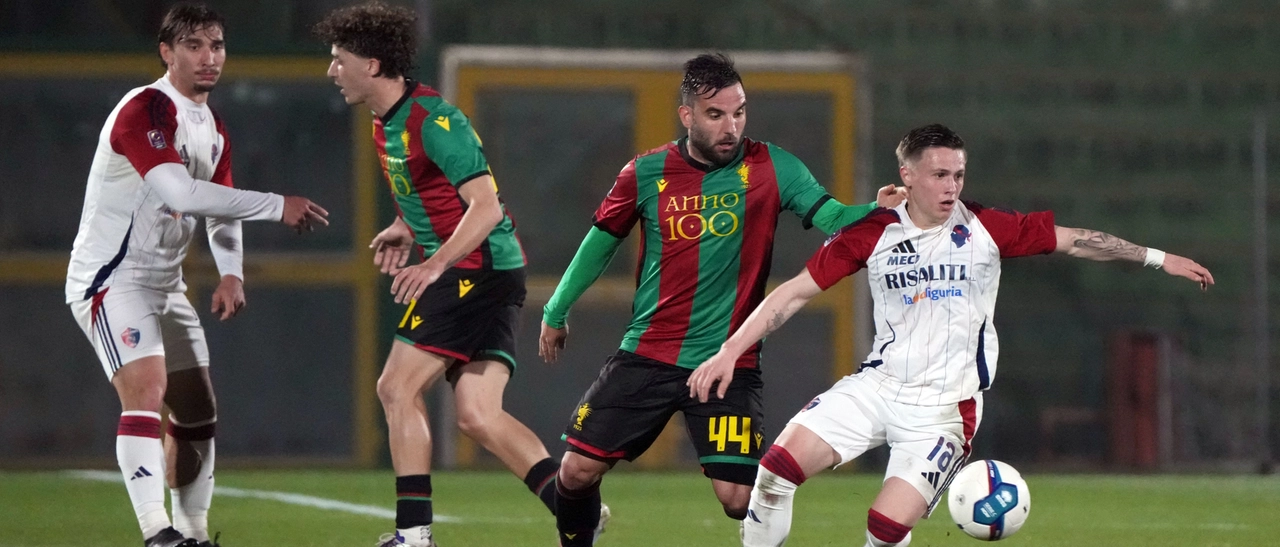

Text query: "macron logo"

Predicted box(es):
[129, 466, 153, 480]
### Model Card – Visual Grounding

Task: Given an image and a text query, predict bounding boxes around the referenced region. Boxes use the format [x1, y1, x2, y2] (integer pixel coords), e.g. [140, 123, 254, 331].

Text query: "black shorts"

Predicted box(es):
[394, 267, 525, 378]
[564, 350, 765, 485]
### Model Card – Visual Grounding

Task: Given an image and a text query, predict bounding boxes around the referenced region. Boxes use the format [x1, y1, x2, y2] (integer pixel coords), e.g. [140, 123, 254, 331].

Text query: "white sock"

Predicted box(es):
[170, 416, 216, 542]
[865, 530, 912, 547]
[397, 524, 432, 546]
[117, 411, 170, 539]
[743, 467, 797, 547]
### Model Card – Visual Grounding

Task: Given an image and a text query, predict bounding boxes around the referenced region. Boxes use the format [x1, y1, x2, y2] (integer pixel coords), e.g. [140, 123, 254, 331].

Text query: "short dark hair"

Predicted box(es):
[680, 53, 742, 106]
[157, 3, 225, 69]
[313, 2, 417, 79]
[895, 124, 966, 166]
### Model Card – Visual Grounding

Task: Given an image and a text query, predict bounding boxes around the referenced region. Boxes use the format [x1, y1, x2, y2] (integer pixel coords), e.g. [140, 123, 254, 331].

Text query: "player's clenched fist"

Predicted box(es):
[281, 195, 330, 232]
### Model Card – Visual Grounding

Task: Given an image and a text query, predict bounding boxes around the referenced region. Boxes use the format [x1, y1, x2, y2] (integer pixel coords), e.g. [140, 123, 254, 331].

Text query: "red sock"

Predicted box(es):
[867, 508, 911, 543]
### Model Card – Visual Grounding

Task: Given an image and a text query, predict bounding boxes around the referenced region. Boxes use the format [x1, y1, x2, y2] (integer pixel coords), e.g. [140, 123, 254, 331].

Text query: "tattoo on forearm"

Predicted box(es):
[1071, 229, 1145, 261]
[764, 309, 788, 337]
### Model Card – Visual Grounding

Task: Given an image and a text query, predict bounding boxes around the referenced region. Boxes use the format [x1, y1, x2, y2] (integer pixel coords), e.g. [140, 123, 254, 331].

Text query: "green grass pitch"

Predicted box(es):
[2, 470, 1277, 546]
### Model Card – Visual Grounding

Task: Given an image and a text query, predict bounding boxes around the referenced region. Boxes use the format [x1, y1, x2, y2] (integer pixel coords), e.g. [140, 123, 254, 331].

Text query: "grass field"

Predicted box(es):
[2, 469, 1278, 546]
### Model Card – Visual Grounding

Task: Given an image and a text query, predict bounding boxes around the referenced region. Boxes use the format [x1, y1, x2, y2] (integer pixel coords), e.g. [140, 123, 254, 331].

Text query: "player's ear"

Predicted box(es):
[678, 104, 693, 129]
[367, 57, 381, 77]
[158, 41, 174, 69]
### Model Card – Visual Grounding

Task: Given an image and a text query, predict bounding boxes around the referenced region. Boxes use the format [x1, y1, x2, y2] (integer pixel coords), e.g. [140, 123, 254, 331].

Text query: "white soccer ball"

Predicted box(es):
[946, 459, 1031, 541]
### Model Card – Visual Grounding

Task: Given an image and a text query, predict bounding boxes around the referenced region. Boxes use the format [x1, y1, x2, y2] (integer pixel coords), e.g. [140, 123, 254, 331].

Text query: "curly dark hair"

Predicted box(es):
[313, 2, 417, 79]
[895, 124, 966, 165]
[156, 2, 225, 69]
[680, 53, 742, 106]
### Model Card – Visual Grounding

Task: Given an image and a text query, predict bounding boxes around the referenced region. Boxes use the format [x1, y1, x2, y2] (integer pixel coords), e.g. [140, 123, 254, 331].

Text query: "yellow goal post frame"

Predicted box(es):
[437, 46, 875, 468]
[0, 53, 383, 468]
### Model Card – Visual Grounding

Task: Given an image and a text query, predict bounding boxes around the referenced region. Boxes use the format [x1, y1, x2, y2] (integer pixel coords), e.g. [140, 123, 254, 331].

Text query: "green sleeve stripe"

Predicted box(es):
[397, 496, 432, 502]
[801, 194, 834, 230]
[698, 455, 761, 466]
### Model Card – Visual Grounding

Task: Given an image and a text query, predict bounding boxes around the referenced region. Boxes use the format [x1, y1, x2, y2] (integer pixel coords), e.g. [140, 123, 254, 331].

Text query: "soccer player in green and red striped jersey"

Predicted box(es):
[540, 53, 905, 546]
[316, 5, 559, 546]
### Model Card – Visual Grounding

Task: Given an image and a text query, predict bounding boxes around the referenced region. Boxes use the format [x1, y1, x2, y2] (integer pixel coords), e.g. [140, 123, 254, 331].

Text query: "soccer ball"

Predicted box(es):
[946, 460, 1031, 541]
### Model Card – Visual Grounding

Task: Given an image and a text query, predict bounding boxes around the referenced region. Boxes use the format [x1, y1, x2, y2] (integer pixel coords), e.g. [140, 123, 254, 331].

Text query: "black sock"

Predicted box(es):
[523, 457, 559, 515]
[555, 478, 601, 547]
[395, 474, 433, 530]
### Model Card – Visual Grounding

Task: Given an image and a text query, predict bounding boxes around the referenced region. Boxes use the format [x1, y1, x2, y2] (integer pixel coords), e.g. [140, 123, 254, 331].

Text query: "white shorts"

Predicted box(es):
[788, 369, 983, 513]
[70, 287, 210, 379]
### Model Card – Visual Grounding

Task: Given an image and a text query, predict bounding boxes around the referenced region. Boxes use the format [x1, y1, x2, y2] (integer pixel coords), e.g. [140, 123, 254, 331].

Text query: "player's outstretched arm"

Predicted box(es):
[390, 175, 504, 304]
[370, 216, 414, 275]
[1053, 225, 1215, 290]
[809, 185, 904, 235]
[688, 269, 824, 402]
[144, 163, 327, 231]
[540, 227, 626, 363]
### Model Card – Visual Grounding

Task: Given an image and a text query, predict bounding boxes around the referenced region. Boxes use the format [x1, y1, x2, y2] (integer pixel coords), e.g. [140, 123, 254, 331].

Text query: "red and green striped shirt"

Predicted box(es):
[594, 138, 834, 369]
[374, 81, 525, 270]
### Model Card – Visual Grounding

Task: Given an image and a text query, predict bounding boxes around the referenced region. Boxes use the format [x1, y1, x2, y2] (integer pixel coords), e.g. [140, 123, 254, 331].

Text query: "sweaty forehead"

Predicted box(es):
[915, 147, 965, 170]
[179, 24, 224, 43]
[695, 83, 746, 111]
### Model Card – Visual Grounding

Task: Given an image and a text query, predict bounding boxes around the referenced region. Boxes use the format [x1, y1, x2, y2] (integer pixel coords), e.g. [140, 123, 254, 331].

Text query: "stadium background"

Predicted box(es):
[1, 0, 1276, 480]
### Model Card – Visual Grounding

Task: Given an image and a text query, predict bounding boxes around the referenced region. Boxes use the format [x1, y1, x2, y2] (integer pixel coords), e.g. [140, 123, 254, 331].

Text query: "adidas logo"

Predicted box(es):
[130, 466, 153, 480]
[921, 470, 940, 489]
[747, 509, 762, 523]
[891, 240, 917, 253]
[887, 240, 919, 265]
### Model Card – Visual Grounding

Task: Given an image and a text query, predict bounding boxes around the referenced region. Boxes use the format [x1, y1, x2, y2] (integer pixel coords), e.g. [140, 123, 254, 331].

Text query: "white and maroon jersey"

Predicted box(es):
[806, 200, 1057, 405]
[66, 76, 234, 302]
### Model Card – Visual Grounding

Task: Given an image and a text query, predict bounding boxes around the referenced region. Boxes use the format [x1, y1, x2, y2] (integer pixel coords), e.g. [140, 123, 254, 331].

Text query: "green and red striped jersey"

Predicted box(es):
[373, 81, 525, 271]
[594, 137, 834, 369]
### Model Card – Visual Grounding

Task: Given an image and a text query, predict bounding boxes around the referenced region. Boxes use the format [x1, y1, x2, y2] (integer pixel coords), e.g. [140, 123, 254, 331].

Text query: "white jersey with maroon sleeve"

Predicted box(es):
[66, 75, 257, 302]
[806, 200, 1057, 406]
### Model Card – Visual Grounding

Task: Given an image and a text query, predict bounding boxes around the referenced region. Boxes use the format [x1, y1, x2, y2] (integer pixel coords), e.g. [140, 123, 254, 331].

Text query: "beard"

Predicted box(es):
[194, 82, 218, 93]
[689, 125, 740, 168]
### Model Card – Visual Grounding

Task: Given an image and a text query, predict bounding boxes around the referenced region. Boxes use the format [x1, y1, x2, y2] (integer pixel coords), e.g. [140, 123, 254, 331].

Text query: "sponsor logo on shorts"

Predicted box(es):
[147, 130, 166, 149]
[411, 315, 423, 329]
[458, 279, 474, 298]
[120, 327, 141, 348]
[573, 403, 591, 431]
[802, 397, 821, 411]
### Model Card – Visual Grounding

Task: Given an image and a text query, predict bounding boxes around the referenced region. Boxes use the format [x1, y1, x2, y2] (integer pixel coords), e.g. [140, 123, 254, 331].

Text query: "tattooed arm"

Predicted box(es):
[688, 269, 824, 402]
[1054, 225, 1216, 289]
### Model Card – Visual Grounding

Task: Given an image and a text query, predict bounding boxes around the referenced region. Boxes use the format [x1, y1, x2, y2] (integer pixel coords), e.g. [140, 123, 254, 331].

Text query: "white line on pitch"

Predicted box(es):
[65, 470, 543, 525]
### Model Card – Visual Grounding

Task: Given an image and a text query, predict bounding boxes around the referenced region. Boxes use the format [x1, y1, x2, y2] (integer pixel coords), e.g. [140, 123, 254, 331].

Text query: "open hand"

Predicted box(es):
[371, 220, 414, 275]
[539, 321, 569, 363]
[282, 196, 330, 233]
[210, 275, 245, 321]
[687, 350, 737, 403]
[1162, 253, 1215, 291]
[391, 260, 444, 304]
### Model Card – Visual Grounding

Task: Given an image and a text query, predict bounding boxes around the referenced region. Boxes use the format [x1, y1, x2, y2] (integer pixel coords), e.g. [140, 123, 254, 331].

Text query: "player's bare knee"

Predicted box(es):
[454, 407, 492, 441]
[375, 373, 416, 408]
[558, 456, 606, 490]
[722, 499, 749, 520]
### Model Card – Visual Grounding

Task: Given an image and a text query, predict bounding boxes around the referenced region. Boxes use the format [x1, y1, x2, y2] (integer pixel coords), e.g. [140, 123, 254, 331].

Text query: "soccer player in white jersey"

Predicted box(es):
[688, 124, 1214, 547]
[65, 4, 328, 547]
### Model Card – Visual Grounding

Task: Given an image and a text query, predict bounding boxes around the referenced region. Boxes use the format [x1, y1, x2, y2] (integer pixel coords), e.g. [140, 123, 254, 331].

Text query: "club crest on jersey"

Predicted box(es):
[121, 327, 141, 348]
[951, 225, 972, 248]
[147, 130, 166, 150]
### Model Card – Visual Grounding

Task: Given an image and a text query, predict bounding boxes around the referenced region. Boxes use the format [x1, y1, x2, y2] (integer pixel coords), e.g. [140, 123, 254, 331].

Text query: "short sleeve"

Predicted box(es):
[591, 159, 641, 238]
[108, 89, 183, 177]
[210, 111, 233, 187]
[769, 144, 831, 228]
[968, 201, 1057, 258]
[805, 209, 897, 290]
[418, 105, 490, 187]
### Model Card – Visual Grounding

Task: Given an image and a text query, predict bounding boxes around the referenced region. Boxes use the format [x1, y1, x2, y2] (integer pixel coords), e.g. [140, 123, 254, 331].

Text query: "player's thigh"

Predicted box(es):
[682, 367, 765, 486]
[883, 394, 983, 515]
[379, 340, 451, 400]
[158, 292, 209, 375]
[70, 288, 168, 381]
[786, 372, 889, 466]
[564, 351, 681, 463]
[451, 359, 511, 420]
